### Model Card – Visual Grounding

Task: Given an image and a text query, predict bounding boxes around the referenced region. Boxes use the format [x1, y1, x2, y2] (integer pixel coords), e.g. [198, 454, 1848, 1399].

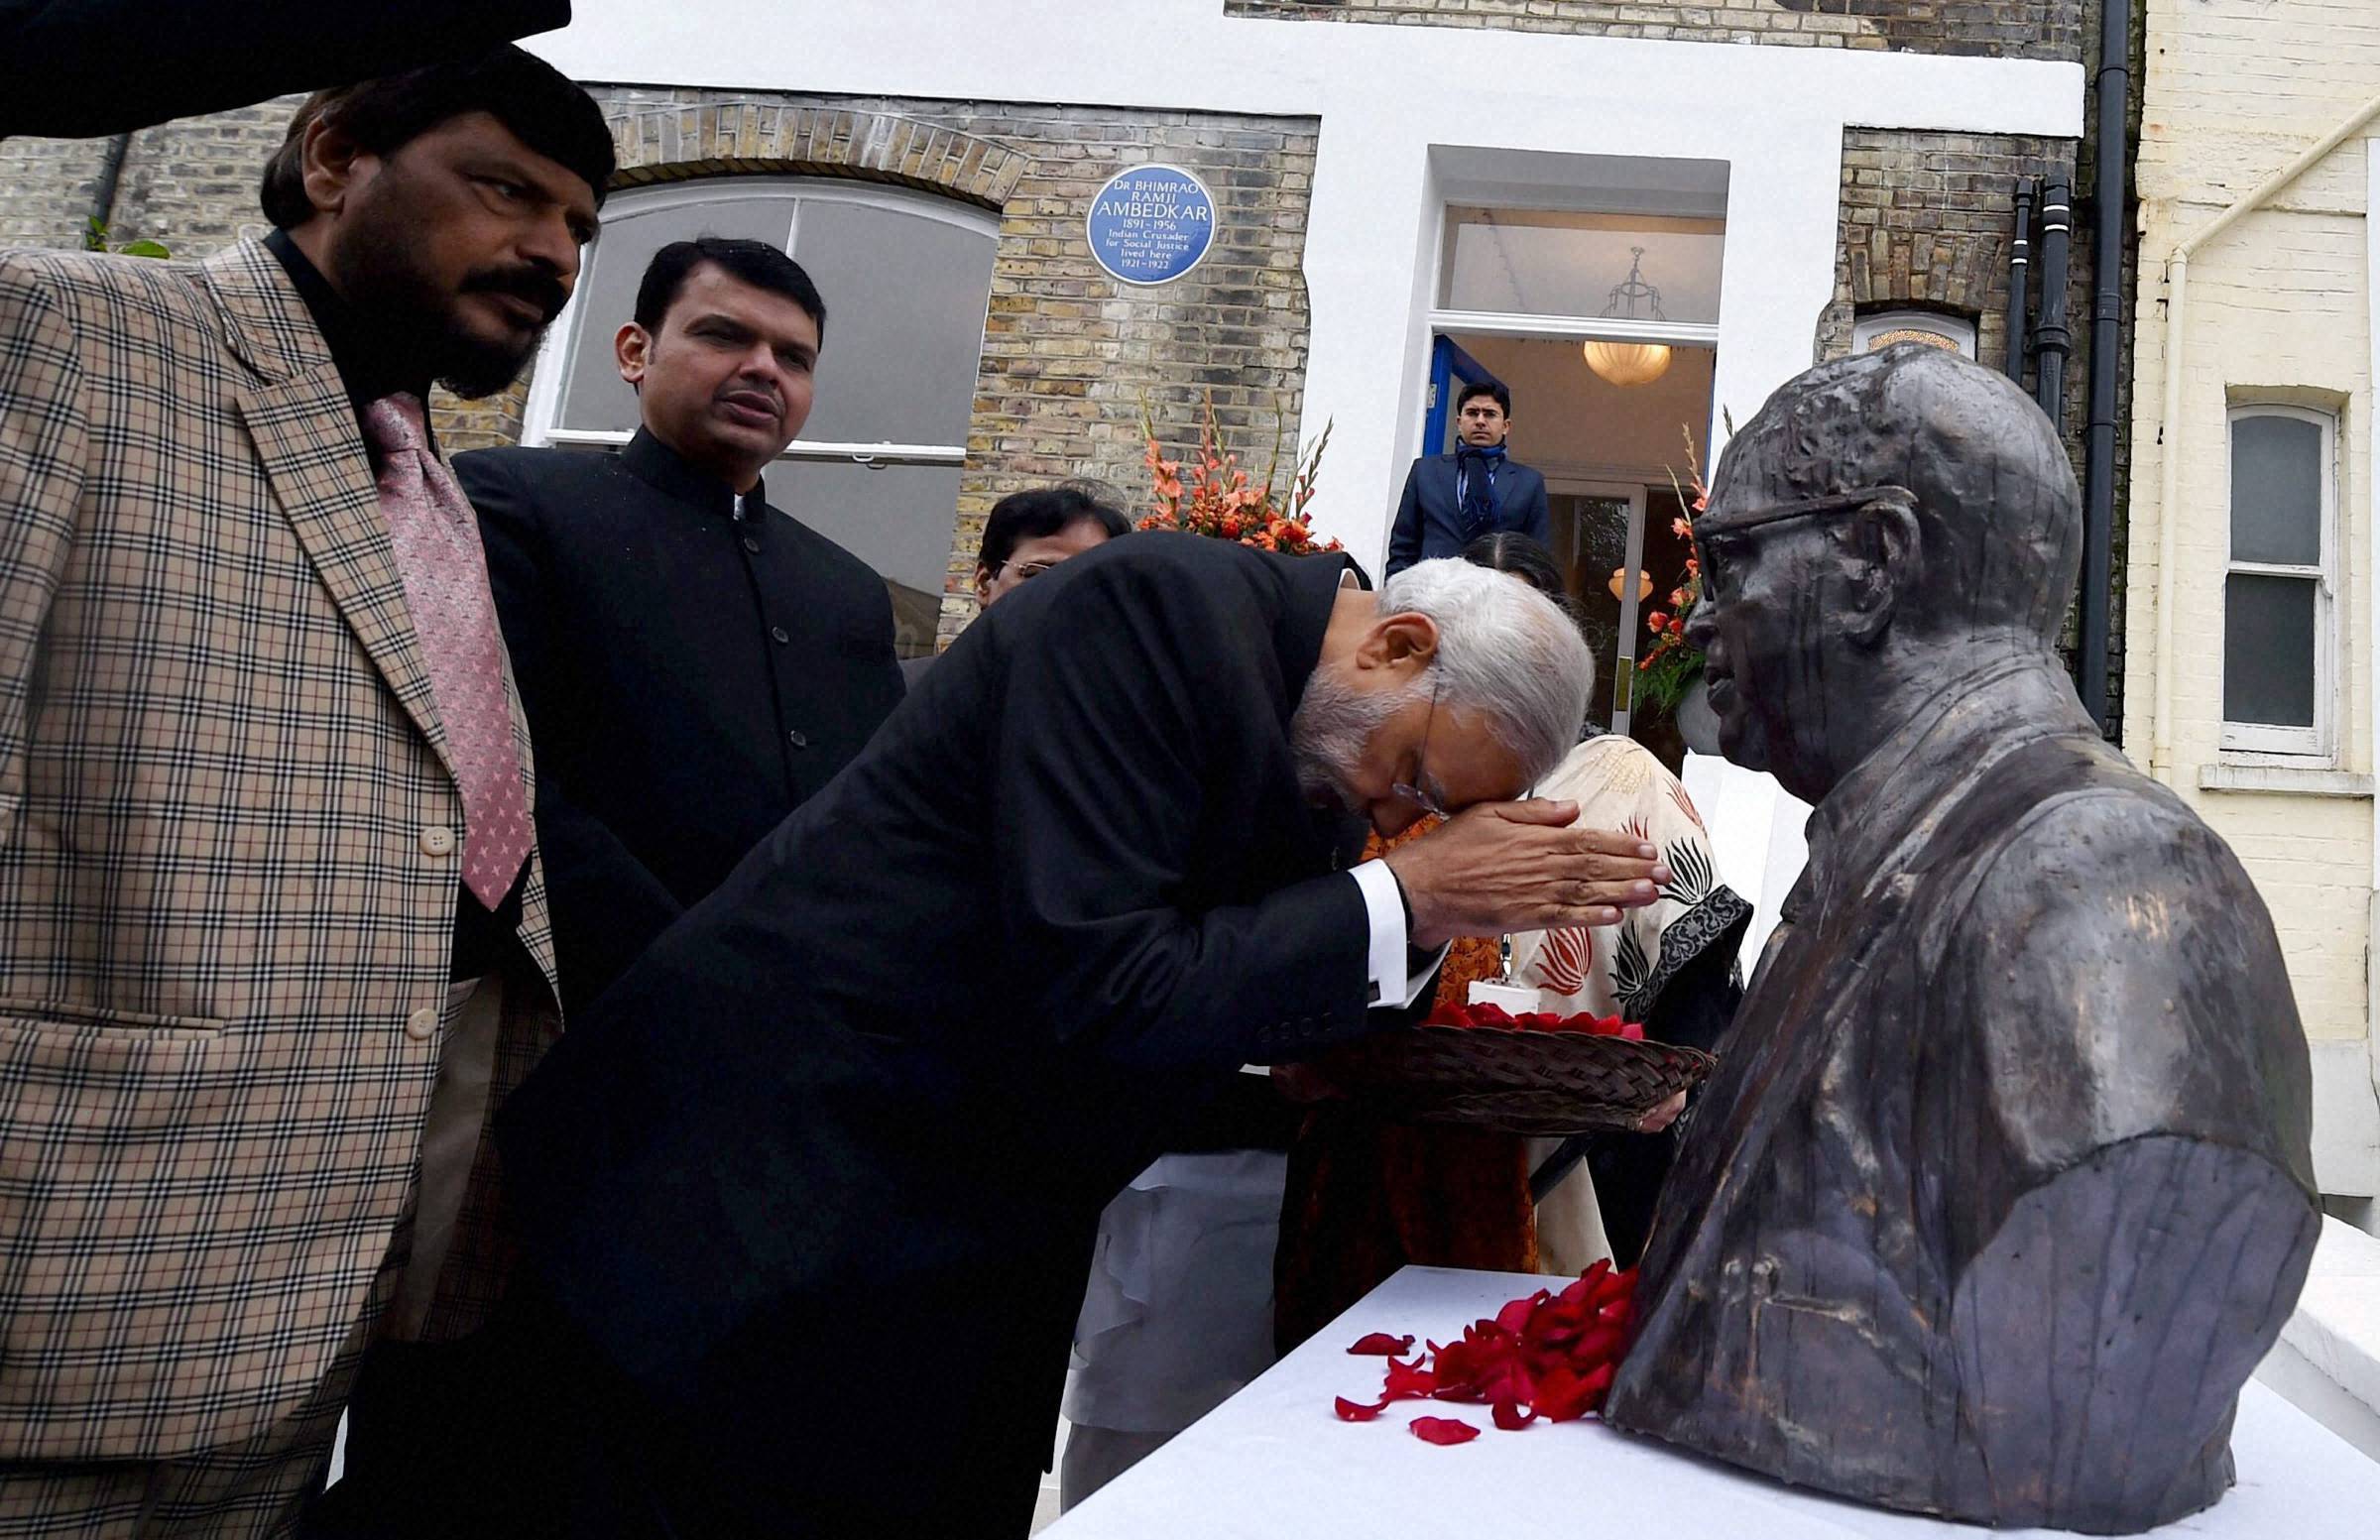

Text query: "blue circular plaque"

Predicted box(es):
[1086, 164, 1218, 287]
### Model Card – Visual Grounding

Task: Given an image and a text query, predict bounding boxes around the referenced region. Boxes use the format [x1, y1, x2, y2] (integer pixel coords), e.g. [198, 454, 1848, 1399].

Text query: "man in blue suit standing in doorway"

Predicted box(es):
[1385, 379, 1551, 577]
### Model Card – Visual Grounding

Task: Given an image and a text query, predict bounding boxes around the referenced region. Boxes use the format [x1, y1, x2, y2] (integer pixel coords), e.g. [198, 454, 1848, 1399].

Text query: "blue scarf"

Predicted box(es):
[1455, 442, 1507, 540]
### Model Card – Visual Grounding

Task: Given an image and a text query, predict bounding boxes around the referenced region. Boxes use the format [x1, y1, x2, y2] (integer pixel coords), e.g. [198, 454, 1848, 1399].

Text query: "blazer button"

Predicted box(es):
[788, 729, 809, 749]
[419, 825, 455, 858]
[771, 626, 790, 645]
[404, 1007, 440, 1041]
[742, 536, 762, 554]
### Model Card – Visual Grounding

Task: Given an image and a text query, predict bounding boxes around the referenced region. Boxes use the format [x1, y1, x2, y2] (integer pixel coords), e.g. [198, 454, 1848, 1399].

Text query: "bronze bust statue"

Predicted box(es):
[1603, 345, 2320, 1533]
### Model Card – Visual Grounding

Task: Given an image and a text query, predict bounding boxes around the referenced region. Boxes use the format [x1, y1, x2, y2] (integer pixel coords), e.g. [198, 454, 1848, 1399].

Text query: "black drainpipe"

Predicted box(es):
[2031, 174, 2074, 428]
[87, 132, 133, 246]
[2005, 178, 2035, 382]
[2078, 1, 2133, 734]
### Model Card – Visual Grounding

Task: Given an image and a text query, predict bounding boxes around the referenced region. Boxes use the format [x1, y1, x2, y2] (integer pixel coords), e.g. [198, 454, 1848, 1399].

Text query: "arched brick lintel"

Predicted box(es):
[604, 104, 1028, 211]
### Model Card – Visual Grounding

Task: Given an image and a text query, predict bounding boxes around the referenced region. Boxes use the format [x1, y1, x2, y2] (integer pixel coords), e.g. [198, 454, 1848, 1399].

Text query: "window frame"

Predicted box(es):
[2221, 402, 2340, 759]
[520, 177, 999, 469]
[1851, 309, 1976, 360]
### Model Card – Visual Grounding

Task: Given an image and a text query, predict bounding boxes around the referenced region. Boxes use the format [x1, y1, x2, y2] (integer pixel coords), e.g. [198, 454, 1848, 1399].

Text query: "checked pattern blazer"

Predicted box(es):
[0, 240, 562, 1462]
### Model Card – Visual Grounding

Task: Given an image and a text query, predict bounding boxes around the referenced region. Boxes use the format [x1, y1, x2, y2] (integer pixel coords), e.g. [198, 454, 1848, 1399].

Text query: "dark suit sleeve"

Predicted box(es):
[1385, 461, 1425, 579]
[464, 452, 684, 1014]
[993, 559, 1377, 1074]
[1516, 467, 1551, 547]
[0, 1, 573, 138]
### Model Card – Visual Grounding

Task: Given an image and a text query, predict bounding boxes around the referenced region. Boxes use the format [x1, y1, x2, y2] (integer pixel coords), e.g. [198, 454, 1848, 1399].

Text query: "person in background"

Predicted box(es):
[0, 50, 609, 1535]
[1274, 533, 1744, 1351]
[1383, 379, 1549, 578]
[905, 481, 1130, 684]
[459, 237, 903, 1018]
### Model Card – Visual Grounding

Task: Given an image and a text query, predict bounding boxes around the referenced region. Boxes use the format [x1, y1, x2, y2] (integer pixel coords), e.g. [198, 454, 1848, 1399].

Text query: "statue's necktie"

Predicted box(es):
[363, 394, 532, 907]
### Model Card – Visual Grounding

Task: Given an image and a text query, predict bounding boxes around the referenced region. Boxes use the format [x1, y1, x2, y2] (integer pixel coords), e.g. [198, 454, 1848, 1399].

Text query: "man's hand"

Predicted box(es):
[1632, 1090, 1687, 1133]
[1381, 799, 1669, 950]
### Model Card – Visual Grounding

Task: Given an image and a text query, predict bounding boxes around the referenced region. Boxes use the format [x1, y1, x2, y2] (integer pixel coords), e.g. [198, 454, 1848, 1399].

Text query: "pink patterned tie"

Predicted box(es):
[364, 394, 533, 907]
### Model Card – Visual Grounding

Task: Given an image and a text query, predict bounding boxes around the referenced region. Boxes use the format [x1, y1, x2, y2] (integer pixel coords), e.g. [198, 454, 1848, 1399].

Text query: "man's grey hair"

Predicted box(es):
[1379, 557, 1594, 786]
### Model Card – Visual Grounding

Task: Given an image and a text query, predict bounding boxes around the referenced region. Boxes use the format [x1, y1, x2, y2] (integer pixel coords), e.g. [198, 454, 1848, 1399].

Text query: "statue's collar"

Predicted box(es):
[1800, 653, 2096, 907]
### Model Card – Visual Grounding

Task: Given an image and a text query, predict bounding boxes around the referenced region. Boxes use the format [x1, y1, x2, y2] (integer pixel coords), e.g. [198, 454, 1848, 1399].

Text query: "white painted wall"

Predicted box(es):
[530, 0, 2081, 575]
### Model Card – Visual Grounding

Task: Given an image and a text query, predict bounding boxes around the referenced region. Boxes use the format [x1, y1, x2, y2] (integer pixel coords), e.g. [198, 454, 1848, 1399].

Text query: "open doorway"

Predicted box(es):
[1434, 331, 1715, 743]
[1420, 180, 1725, 757]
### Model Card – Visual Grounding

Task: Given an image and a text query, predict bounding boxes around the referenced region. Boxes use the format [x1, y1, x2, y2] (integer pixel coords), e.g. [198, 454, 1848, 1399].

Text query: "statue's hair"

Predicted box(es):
[1378, 557, 1594, 785]
[1714, 343, 2082, 646]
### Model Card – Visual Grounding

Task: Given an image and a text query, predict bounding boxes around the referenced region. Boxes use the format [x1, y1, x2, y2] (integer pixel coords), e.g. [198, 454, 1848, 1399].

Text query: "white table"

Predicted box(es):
[1048, 1265, 2380, 1538]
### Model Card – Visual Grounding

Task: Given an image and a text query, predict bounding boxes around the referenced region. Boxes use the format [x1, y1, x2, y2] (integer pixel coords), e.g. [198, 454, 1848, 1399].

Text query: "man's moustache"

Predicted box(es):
[461, 269, 567, 323]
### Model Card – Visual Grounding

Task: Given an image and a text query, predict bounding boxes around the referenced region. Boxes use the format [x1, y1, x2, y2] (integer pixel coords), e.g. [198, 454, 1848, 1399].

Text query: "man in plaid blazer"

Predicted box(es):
[0, 50, 611, 1536]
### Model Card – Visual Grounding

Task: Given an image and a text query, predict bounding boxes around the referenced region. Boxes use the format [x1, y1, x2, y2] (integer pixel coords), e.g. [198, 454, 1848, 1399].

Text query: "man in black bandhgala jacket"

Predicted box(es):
[475, 533, 1668, 1535]
[458, 237, 902, 1016]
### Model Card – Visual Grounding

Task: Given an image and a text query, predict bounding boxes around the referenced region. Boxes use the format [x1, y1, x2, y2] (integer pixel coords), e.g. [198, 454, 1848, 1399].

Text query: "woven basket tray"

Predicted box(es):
[1322, 1024, 1718, 1136]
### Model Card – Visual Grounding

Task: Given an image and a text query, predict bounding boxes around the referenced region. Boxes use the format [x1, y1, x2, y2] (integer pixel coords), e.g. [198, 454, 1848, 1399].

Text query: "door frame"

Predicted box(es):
[1547, 479, 1650, 734]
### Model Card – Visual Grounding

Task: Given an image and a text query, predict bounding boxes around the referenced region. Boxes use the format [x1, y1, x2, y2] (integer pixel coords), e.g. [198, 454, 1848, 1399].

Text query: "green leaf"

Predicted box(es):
[115, 240, 172, 260]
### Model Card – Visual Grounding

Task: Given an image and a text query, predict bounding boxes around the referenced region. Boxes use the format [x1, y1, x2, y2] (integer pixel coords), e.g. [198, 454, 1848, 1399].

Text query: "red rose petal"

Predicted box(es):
[1494, 1291, 1546, 1336]
[1409, 1415, 1481, 1446]
[1383, 1355, 1438, 1398]
[1335, 1394, 1390, 1421]
[1348, 1332, 1415, 1356]
[1492, 1399, 1538, 1431]
[1533, 1365, 1594, 1423]
[1575, 1323, 1627, 1365]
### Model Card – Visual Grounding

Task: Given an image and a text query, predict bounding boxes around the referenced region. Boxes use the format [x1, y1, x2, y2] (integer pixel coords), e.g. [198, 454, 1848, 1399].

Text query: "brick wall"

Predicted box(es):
[1816, 130, 2081, 380]
[1225, 0, 2086, 60]
[0, 134, 114, 250]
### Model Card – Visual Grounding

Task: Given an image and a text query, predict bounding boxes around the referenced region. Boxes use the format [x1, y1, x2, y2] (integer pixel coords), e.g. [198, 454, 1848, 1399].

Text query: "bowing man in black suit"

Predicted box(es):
[459, 238, 903, 1017]
[477, 539, 1676, 1535]
[1385, 379, 1552, 578]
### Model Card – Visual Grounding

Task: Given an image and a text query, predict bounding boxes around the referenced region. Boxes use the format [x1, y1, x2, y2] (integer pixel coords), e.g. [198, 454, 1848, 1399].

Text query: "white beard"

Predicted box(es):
[1288, 668, 1427, 811]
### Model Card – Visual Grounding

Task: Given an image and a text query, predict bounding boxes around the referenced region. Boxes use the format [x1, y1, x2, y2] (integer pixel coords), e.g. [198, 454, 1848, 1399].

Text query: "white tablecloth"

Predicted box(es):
[1048, 1265, 2380, 1538]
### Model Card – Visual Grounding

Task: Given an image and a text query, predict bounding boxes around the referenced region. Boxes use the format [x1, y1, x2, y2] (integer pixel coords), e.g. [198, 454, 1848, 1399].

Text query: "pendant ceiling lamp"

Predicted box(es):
[1583, 245, 1673, 389]
[1607, 567, 1653, 603]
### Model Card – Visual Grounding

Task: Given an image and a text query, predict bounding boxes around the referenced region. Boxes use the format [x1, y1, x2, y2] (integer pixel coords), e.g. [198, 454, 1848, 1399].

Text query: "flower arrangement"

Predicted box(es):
[1635, 423, 1712, 720]
[1138, 393, 1342, 555]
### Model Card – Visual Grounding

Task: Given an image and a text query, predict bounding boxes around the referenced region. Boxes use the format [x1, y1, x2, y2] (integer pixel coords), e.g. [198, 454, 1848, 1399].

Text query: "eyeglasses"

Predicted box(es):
[1391, 678, 1450, 821]
[1694, 483, 1915, 601]
[994, 558, 1058, 582]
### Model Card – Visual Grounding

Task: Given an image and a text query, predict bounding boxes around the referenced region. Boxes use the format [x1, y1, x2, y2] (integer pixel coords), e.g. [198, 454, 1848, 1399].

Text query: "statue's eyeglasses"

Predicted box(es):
[1695, 484, 1916, 601]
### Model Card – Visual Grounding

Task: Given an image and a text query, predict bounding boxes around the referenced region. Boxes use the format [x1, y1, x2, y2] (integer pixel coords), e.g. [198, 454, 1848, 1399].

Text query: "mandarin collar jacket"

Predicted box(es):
[457, 429, 904, 1017]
